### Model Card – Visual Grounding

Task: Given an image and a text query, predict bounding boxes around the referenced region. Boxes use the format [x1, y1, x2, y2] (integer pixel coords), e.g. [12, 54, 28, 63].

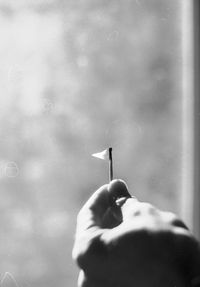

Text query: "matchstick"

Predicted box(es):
[92, 147, 114, 182]
[109, 147, 113, 182]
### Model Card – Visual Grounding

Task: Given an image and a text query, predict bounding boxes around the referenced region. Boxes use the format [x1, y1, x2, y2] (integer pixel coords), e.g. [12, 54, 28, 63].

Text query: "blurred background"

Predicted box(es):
[0, 0, 183, 286]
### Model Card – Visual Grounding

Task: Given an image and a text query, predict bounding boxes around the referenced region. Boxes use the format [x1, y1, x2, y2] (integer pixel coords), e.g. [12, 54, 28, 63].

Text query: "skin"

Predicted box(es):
[72, 179, 200, 287]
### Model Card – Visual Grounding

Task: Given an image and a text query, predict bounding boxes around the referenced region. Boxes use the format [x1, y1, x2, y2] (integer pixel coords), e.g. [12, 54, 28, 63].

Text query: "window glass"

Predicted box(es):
[0, 1, 182, 286]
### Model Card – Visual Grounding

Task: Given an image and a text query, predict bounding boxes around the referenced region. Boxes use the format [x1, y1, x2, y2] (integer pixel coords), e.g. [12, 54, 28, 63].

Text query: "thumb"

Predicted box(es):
[108, 179, 131, 204]
[106, 179, 132, 223]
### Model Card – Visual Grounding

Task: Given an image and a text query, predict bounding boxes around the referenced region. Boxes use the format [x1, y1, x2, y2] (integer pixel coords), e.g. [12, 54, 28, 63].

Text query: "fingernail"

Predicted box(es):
[115, 197, 128, 207]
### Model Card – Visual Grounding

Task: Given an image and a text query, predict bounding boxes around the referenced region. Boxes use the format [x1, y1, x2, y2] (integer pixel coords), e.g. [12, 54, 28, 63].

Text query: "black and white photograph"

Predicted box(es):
[0, 1, 199, 286]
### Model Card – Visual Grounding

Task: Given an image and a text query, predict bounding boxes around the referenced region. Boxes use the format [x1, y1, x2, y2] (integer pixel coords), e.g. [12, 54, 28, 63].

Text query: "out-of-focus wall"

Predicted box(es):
[0, 1, 182, 286]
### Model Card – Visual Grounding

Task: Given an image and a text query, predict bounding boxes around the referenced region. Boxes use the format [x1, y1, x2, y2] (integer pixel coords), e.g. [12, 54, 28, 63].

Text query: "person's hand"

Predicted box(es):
[72, 179, 200, 287]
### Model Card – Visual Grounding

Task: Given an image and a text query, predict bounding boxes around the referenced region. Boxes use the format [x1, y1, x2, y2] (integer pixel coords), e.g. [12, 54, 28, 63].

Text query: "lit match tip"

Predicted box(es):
[92, 147, 113, 182]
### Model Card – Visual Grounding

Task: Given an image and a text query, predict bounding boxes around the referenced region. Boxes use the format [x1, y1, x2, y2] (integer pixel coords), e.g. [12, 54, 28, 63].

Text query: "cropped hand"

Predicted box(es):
[72, 180, 200, 287]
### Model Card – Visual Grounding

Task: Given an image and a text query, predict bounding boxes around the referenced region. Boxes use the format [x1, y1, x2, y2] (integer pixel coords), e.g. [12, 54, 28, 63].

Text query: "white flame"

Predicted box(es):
[92, 149, 109, 160]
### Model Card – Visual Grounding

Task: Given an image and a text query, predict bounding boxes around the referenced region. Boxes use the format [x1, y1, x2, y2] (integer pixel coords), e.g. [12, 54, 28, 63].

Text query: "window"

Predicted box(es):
[182, 1, 200, 238]
[0, 1, 194, 286]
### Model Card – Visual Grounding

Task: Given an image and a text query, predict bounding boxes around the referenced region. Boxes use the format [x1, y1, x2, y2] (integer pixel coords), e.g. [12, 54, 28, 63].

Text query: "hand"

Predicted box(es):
[72, 180, 200, 287]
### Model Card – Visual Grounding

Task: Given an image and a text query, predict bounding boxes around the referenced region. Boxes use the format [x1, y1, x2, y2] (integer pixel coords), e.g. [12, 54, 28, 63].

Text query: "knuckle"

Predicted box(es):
[77, 207, 87, 222]
[140, 202, 156, 214]
[76, 211, 83, 224]
[72, 238, 94, 268]
[73, 233, 107, 270]
[165, 212, 188, 229]
[172, 218, 188, 229]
